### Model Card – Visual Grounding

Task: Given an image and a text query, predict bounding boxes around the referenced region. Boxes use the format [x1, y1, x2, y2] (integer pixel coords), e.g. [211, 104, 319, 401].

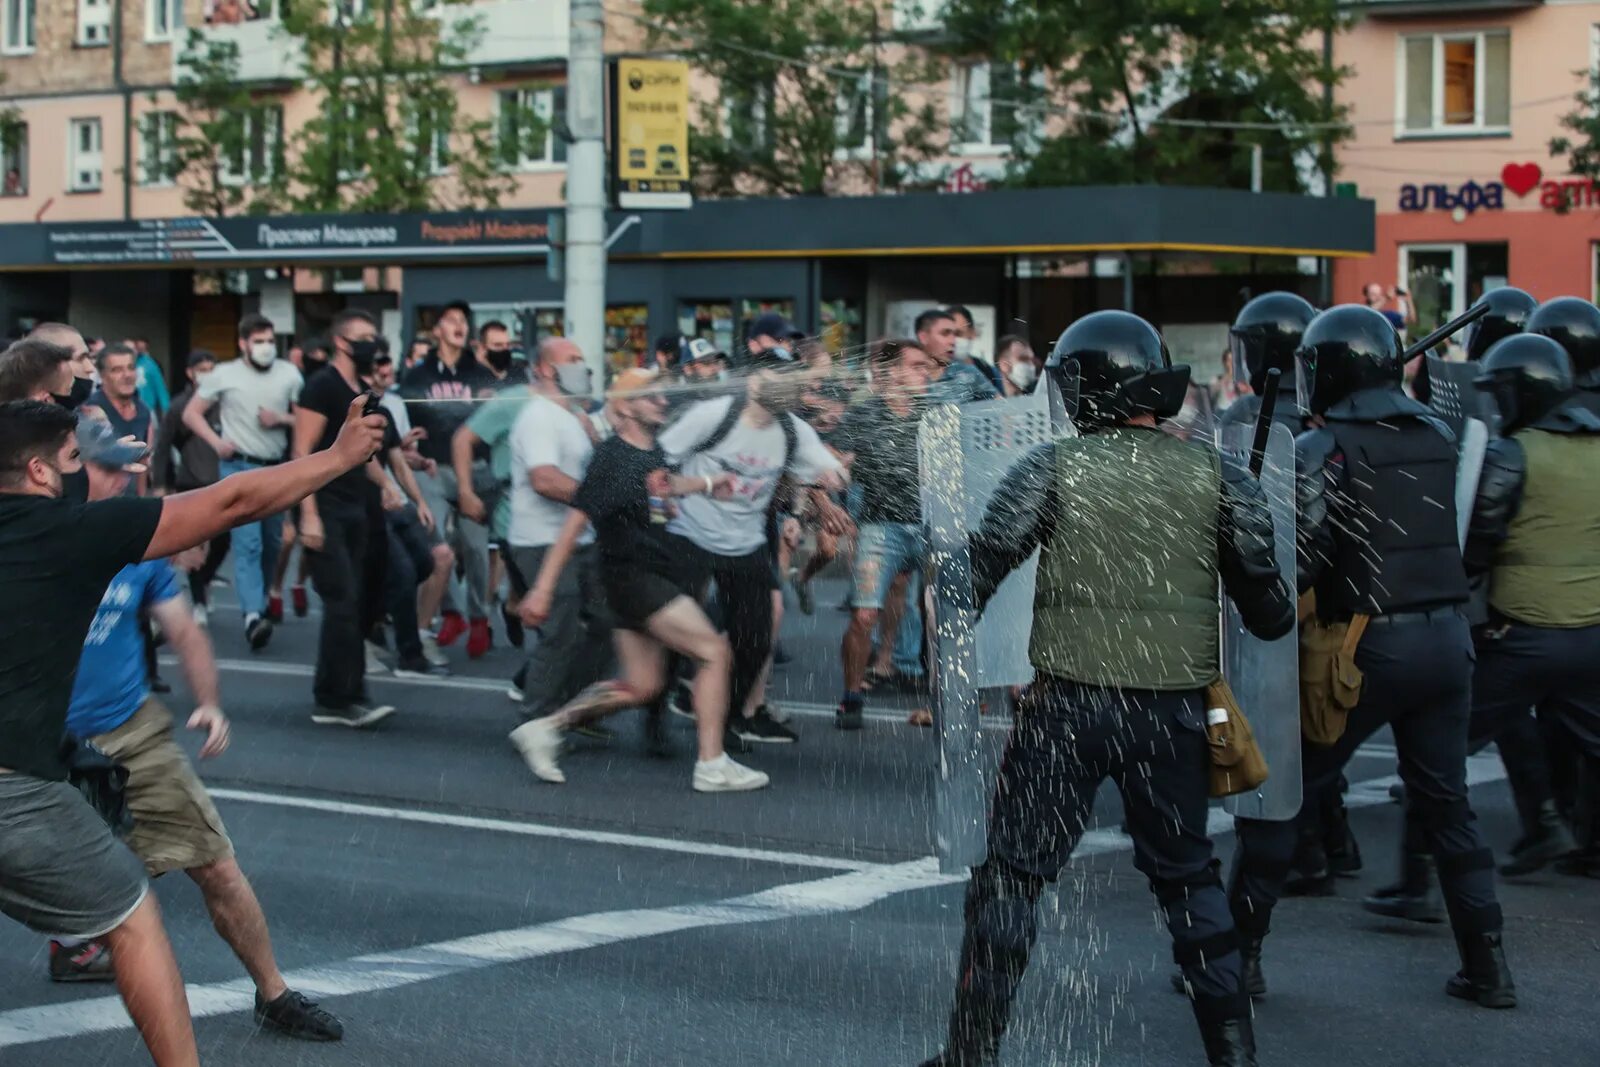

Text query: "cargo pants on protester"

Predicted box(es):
[510, 543, 613, 720]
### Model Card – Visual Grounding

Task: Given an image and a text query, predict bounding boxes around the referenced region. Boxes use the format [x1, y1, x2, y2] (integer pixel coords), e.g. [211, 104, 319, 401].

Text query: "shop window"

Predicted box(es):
[835, 74, 873, 157]
[0, 121, 26, 197]
[68, 118, 103, 194]
[2, 0, 36, 54]
[77, 0, 111, 47]
[606, 304, 650, 370]
[138, 112, 179, 187]
[147, 0, 178, 41]
[1400, 242, 1509, 343]
[1400, 31, 1510, 136]
[498, 87, 567, 170]
[678, 301, 736, 356]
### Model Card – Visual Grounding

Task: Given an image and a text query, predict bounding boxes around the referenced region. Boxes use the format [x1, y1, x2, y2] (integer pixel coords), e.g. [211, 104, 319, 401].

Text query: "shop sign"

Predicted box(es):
[1398, 161, 1600, 214]
[612, 57, 693, 211]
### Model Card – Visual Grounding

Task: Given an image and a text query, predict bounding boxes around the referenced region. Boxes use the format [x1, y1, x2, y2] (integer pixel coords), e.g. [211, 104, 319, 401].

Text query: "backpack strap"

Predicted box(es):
[689, 395, 748, 458]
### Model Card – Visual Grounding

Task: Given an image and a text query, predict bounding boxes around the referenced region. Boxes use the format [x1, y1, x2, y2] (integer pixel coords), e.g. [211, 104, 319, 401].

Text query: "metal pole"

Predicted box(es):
[565, 0, 608, 381]
[1250, 143, 1263, 194]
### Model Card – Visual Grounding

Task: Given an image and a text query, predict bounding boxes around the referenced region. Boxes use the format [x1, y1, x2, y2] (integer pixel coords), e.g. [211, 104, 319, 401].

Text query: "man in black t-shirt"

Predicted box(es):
[0, 395, 384, 1067]
[294, 308, 399, 728]
[830, 339, 936, 729]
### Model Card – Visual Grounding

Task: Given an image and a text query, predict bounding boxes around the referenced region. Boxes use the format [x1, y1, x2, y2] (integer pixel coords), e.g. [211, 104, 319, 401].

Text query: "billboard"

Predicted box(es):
[612, 57, 692, 211]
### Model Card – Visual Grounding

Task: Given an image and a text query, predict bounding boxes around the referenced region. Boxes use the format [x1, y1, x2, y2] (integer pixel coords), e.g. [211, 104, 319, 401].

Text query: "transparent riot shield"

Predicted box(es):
[1426, 356, 1492, 549]
[1455, 417, 1489, 550]
[1220, 421, 1303, 821]
[921, 390, 1057, 872]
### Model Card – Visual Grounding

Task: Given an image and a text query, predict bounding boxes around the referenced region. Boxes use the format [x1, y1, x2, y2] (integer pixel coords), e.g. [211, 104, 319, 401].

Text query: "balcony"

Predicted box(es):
[449, 0, 569, 70]
[1361, 0, 1543, 16]
[892, 0, 948, 35]
[172, 16, 303, 86]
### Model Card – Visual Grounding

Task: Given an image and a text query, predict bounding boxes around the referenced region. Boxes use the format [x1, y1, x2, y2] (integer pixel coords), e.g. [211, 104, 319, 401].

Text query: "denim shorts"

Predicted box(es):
[851, 522, 926, 609]
[0, 773, 149, 939]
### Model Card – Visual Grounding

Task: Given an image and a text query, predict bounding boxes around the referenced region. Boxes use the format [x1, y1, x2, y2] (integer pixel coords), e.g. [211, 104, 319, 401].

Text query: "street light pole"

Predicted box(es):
[565, 0, 607, 381]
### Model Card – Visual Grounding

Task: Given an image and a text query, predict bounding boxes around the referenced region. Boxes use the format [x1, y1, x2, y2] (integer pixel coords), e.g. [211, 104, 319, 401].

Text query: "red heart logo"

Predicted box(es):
[1501, 162, 1542, 197]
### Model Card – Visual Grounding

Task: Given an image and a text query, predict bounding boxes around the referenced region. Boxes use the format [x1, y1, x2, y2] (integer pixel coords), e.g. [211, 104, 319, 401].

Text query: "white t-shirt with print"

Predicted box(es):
[659, 395, 841, 556]
[196, 359, 304, 461]
[508, 394, 595, 548]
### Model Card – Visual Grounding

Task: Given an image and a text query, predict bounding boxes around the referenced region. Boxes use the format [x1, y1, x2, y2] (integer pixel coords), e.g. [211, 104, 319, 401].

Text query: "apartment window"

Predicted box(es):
[3, 0, 36, 53]
[139, 112, 179, 187]
[1, 121, 26, 197]
[78, 0, 112, 47]
[221, 104, 282, 185]
[147, 0, 178, 41]
[68, 118, 103, 193]
[410, 105, 451, 175]
[835, 74, 873, 156]
[1400, 31, 1510, 135]
[499, 87, 567, 169]
[720, 84, 772, 151]
[331, 0, 368, 21]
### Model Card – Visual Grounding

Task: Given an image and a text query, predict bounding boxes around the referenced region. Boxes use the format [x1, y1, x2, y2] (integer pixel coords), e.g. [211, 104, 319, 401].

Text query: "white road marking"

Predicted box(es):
[207, 787, 873, 873]
[0, 859, 961, 1049]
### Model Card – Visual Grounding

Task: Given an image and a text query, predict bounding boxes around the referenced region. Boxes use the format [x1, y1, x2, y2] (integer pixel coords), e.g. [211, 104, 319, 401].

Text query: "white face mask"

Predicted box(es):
[1008, 361, 1037, 390]
[555, 361, 591, 397]
[953, 337, 973, 361]
[247, 340, 277, 368]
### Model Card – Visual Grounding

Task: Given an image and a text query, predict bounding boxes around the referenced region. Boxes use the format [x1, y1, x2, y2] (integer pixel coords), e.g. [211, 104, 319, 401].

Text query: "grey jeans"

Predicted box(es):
[422, 464, 493, 621]
[0, 773, 148, 939]
[511, 542, 614, 719]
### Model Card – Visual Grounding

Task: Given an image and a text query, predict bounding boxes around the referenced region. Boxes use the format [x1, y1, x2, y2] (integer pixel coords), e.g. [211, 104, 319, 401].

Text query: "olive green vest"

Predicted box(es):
[1029, 429, 1222, 690]
[1490, 429, 1600, 627]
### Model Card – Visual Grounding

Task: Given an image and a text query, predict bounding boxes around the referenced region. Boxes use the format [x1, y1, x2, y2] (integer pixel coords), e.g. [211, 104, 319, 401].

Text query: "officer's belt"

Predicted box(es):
[1363, 607, 1462, 628]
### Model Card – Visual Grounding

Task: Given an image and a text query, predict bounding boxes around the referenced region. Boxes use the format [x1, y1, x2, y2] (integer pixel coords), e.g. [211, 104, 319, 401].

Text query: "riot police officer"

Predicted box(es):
[1231, 304, 1516, 1009]
[922, 311, 1295, 1067]
[1413, 286, 1538, 408]
[1222, 292, 1365, 897]
[1529, 296, 1600, 417]
[1466, 333, 1600, 871]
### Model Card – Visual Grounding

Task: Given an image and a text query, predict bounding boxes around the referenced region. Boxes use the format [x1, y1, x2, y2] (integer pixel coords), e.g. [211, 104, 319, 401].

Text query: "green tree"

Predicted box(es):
[164, 32, 279, 216]
[938, 0, 1350, 192]
[639, 0, 943, 196]
[0, 76, 24, 194]
[269, 0, 546, 213]
[1550, 67, 1600, 191]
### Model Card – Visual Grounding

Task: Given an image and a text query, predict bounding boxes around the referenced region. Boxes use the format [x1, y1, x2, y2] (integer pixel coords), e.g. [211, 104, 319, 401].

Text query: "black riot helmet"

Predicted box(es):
[1045, 310, 1190, 431]
[1294, 304, 1404, 415]
[1473, 333, 1575, 435]
[1229, 291, 1316, 394]
[1526, 296, 1600, 388]
[1463, 286, 1537, 362]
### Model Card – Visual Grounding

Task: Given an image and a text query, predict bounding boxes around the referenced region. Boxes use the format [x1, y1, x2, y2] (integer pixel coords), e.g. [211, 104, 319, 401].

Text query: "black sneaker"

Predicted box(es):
[835, 699, 864, 731]
[255, 989, 344, 1041]
[311, 703, 395, 728]
[772, 642, 792, 666]
[48, 940, 114, 983]
[734, 707, 799, 744]
[667, 685, 696, 722]
[722, 725, 752, 755]
[246, 614, 274, 652]
[393, 657, 452, 679]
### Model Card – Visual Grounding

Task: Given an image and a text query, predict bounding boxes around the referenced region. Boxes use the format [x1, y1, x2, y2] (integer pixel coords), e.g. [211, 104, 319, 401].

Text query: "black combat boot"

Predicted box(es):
[1198, 1015, 1258, 1067]
[1284, 821, 1335, 896]
[1362, 851, 1444, 923]
[1445, 931, 1517, 1009]
[1502, 800, 1579, 876]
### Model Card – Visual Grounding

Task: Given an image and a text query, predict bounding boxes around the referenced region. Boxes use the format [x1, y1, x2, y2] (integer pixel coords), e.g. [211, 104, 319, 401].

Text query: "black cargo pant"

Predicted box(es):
[307, 503, 370, 710]
[1233, 611, 1502, 939]
[386, 506, 437, 664]
[941, 678, 1247, 1054]
[1395, 620, 1600, 856]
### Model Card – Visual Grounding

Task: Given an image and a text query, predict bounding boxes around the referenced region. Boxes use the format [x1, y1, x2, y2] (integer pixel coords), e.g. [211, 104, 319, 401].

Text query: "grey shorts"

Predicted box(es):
[0, 773, 149, 939]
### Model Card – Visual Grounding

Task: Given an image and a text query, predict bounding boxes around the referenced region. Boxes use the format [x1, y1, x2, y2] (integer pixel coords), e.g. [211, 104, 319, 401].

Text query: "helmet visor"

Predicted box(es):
[1228, 332, 1252, 385]
[1294, 343, 1317, 414]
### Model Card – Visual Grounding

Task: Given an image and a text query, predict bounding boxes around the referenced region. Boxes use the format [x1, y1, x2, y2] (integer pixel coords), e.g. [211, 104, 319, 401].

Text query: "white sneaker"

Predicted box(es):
[193, 604, 209, 628]
[509, 720, 565, 783]
[364, 641, 389, 675]
[506, 684, 525, 703]
[419, 633, 449, 668]
[692, 755, 770, 793]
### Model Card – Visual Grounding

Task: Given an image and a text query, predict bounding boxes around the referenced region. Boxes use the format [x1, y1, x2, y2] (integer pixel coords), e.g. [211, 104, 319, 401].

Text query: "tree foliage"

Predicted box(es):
[1550, 66, 1600, 183]
[167, 0, 547, 216]
[639, 0, 943, 196]
[938, 0, 1350, 193]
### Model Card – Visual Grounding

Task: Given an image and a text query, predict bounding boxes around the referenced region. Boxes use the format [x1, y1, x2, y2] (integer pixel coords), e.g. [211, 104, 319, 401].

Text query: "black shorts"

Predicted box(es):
[603, 564, 695, 632]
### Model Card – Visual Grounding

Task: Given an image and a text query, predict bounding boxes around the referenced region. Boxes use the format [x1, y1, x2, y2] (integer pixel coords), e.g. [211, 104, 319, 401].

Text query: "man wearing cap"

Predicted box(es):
[44, 419, 344, 1040]
[659, 341, 847, 745]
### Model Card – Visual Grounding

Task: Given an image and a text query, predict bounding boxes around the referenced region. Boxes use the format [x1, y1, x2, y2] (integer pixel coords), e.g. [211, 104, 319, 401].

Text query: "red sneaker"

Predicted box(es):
[49, 940, 114, 983]
[291, 584, 309, 617]
[435, 611, 468, 647]
[266, 594, 284, 624]
[467, 617, 492, 660]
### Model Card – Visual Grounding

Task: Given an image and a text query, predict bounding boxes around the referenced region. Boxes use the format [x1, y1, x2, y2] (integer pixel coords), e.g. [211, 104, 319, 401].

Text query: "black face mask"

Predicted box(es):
[61, 466, 90, 504]
[485, 348, 513, 373]
[348, 338, 382, 373]
[53, 377, 94, 410]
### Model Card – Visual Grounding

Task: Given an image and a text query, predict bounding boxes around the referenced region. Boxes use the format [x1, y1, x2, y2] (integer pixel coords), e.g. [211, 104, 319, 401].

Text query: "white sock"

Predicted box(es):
[696, 754, 730, 770]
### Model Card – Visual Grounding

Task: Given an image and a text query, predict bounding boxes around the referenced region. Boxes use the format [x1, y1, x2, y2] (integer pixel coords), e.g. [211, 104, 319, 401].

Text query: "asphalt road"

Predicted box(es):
[0, 576, 1593, 1066]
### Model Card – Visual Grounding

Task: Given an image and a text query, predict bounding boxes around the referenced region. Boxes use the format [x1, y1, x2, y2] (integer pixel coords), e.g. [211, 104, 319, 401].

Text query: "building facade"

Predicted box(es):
[1331, 0, 1600, 332]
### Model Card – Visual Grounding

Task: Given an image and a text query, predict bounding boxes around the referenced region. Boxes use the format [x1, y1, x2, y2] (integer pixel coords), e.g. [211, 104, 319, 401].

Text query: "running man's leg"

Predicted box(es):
[103, 895, 200, 1067]
[188, 857, 286, 1001]
[647, 596, 734, 761]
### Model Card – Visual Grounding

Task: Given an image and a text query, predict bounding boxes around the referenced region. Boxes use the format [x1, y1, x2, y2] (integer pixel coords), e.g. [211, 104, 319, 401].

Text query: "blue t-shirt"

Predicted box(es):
[67, 560, 183, 738]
